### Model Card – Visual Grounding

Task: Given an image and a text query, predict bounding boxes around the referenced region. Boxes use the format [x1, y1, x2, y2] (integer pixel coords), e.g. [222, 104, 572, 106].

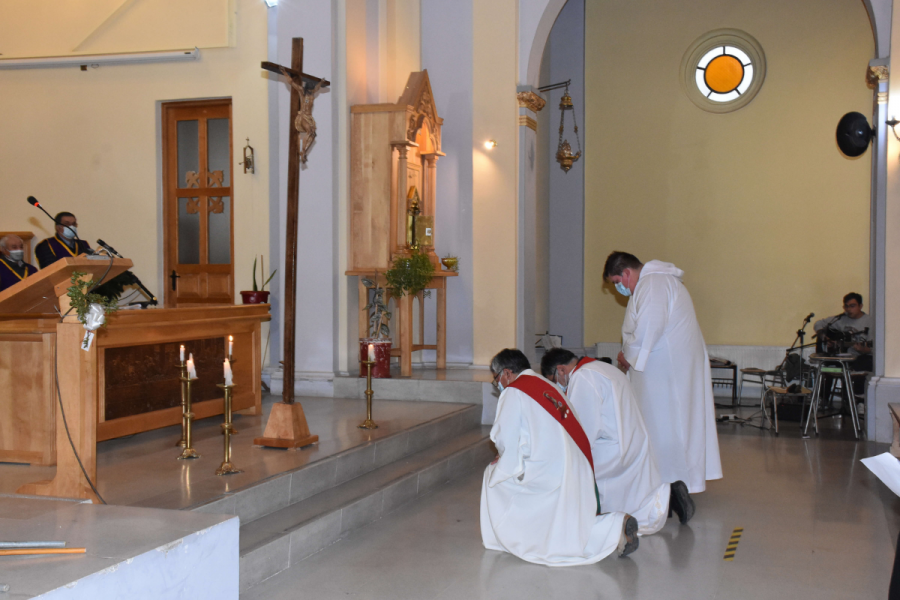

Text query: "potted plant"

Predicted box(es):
[241, 256, 276, 304]
[360, 277, 393, 378]
[385, 250, 435, 297]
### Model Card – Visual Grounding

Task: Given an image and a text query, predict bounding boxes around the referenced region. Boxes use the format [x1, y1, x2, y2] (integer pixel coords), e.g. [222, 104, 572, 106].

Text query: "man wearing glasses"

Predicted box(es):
[814, 293, 873, 372]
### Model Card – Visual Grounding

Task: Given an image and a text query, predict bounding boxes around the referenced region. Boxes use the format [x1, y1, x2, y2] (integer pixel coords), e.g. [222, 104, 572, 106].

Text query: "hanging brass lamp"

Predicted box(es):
[555, 85, 582, 173]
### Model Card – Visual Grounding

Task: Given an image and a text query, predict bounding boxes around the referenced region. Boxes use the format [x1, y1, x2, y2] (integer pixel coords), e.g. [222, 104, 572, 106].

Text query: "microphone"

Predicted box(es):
[804, 312, 815, 322]
[96, 239, 123, 258]
[26, 196, 92, 253]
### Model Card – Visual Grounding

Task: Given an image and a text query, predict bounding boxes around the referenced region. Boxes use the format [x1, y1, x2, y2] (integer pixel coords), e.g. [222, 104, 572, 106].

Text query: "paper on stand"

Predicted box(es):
[861, 452, 900, 497]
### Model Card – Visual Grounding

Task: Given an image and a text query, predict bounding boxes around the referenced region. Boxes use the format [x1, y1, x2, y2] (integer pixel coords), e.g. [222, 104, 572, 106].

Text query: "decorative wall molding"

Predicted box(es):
[867, 64, 889, 88]
[518, 115, 537, 131]
[517, 91, 546, 113]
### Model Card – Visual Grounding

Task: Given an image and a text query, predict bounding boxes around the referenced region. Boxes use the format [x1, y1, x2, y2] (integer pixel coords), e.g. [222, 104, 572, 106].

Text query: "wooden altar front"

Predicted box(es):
[0, 258, 268, 502]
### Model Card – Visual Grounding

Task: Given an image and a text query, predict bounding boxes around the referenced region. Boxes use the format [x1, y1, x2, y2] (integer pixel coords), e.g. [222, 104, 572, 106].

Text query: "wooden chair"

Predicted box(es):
[0, 231, 35, 264]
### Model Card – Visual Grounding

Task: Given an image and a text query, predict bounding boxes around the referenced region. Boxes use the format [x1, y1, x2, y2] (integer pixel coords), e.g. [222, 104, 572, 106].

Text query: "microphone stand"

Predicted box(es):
[781, 314, 813, 388]
[27, 197, 93, 255]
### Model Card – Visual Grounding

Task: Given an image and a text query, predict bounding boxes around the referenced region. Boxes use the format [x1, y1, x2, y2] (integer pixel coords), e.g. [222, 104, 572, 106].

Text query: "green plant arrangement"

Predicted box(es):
[385, 250, 434, 298]
[67, 271, 119, 347]
[361, 278, 392, 339]
[252, 256, 277, 292]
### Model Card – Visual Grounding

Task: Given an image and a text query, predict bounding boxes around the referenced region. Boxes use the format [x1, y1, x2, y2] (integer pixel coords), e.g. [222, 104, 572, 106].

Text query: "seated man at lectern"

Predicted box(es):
[0, 234, 38, 292]
[35, 212, 92, 268]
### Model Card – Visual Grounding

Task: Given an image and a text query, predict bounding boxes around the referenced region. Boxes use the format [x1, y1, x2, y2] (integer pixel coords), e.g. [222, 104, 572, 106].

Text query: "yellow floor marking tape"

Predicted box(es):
[724, 527, 743, 561]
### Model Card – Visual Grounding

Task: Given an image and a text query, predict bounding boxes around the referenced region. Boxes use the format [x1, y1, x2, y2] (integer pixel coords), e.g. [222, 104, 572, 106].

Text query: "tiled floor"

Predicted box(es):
[0, 395, 467, 510]
[243, 407, 900, 600]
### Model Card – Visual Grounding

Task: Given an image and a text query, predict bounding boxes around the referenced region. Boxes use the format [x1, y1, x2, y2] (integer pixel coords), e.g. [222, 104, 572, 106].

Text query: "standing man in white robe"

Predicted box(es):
[481, 349, 639, 565]
[541, 349, 695, 534]
[603, 251, 723, 494]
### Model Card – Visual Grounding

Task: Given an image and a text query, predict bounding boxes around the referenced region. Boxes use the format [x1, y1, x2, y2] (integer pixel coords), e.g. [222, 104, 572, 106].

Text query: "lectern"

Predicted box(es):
[0, 257, 131, 501]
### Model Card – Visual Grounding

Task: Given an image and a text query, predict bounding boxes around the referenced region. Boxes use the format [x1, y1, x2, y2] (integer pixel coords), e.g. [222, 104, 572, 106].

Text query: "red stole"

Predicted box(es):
[508, 373, 594, 472]
[571, 356, 597, 375]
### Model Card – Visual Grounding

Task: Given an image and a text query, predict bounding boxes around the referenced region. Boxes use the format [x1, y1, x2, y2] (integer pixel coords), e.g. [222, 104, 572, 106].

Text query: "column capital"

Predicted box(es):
[867, 63, 889, 88]
[517, 91, 546, 113]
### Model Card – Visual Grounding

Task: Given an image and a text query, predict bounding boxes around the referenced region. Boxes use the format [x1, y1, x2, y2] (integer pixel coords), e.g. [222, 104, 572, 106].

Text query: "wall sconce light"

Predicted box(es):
[240, 138, 255, 174]
[887, 117, 900, 141]
[484, 139, 498, 150]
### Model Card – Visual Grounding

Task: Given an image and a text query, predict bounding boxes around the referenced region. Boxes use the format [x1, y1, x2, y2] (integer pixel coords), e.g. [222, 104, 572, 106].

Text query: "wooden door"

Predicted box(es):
[162, 100, 234, 307]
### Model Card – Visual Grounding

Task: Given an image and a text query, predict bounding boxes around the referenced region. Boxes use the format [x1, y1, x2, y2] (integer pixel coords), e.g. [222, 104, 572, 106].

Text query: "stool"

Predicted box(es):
[803, 354, 861, 439]
[738, 368, 783, 408]
[762, 386, 811, 434]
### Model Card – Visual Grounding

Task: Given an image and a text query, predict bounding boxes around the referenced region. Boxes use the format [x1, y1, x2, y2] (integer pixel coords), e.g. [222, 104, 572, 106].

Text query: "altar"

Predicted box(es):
[0, 258, 269, 483]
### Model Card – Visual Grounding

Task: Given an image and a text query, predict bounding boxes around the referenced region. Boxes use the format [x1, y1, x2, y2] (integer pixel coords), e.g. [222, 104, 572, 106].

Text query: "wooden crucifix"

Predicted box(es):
[253, 38, 329, 449]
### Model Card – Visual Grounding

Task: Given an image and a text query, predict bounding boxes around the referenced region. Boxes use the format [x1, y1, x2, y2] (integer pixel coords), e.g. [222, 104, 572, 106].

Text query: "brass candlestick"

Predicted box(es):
[177, 376, 200, 460]
[175, 361, 188, 448]
[215, 383, 242, 475]
[358, 359, 378, 429]
[226, 357, 238, 435]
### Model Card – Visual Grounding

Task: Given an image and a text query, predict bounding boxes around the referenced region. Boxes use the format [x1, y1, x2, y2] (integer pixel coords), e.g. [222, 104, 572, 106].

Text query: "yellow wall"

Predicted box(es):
[0, 0, 270, 301]
[472, 0, 518, 364]
[583, 0, 874, 346]
[0, 0, 232, 57]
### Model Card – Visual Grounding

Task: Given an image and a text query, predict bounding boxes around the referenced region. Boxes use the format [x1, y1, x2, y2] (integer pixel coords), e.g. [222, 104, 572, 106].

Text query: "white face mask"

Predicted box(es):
[615, 282, 631, 297]
[61, 225, 77, 240]
[8, 249, 24, 262]
[555, 369, 570, 393]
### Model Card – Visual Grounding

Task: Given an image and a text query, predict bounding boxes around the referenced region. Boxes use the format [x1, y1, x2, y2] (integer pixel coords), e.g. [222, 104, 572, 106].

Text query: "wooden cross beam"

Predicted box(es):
[262, 38, 328, 407]
[260, 61, 330, 90]
[253, 37, 325, 450]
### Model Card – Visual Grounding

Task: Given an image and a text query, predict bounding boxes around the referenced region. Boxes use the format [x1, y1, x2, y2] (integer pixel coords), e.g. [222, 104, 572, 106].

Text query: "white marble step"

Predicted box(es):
[192, 404, 481, 526]
[237, 425, 494, 593]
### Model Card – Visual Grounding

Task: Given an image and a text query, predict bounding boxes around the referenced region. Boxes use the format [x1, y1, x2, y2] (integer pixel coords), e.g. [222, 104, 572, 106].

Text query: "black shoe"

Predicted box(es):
[669, 480, 695, 525]
[617, 515, 639, 557]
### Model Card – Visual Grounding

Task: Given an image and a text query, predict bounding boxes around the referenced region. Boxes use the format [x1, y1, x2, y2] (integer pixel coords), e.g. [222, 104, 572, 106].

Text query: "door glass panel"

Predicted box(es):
[178, 197, 200, 264]
[177, 120, 200, 188]
[208, 196, 231, 264]
[207, 118, 230, 188]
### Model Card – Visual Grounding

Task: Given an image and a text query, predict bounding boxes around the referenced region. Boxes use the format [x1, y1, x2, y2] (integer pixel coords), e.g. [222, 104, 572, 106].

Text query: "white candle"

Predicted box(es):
[368, 343, 375, 361]
[187, 354, 196, 379]
[179, 345, 185, 362]
[224, 358, 233, 386]
[228, 335, 234, 358]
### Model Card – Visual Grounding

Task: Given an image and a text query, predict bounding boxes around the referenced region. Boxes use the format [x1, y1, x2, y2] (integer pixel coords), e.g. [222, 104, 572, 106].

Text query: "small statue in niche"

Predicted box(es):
[281, 67, 326, 164]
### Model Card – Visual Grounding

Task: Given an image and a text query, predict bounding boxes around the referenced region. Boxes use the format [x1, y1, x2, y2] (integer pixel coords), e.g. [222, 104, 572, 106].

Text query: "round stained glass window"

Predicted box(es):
[681, 30, 766, 113]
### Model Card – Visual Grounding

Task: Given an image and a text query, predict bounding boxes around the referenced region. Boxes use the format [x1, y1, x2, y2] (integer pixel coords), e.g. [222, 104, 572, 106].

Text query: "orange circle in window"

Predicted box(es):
[705, 55, 744, 93]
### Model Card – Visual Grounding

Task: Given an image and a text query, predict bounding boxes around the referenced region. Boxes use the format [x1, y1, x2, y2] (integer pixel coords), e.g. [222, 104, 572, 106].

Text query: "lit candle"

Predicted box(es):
[187, 353, 196, 379]
[368, 343, 375, 361]
[179, 345, 185, 362]
[224, 358, 233, 386]
[228, 335, 234, 358]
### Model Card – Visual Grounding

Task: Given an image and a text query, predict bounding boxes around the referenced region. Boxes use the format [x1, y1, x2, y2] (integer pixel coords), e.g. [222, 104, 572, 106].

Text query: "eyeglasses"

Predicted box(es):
[491, 370, 503, 388]
[843, 303, 859, 308]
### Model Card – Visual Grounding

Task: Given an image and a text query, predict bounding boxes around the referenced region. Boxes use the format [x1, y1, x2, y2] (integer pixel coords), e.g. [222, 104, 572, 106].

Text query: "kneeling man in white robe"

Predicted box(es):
[541, 349, 695, 535]
[604, 251, 723, 493]
[480, 349, 639, 566]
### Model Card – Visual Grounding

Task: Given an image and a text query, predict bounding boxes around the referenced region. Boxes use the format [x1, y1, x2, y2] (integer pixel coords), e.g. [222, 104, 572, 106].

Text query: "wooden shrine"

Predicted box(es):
[347, 71, 457, 376]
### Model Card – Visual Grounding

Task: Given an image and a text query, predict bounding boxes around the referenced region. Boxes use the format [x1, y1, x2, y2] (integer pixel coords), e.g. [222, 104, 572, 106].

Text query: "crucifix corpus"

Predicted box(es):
[253, 37, 329, 449]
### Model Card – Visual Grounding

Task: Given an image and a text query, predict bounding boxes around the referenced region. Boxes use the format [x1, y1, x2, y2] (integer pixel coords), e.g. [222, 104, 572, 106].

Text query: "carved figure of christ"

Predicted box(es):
[261, 38, 330, 405]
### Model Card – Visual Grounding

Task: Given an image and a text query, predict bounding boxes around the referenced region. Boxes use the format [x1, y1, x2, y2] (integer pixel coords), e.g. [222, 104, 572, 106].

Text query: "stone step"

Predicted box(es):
[333, 373, 488, 405]
[192, 404, 482, 526]
[237, 425, 494, 593]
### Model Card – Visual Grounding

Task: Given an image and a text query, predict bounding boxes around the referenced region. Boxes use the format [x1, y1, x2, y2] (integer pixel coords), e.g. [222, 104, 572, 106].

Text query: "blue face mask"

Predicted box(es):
[615, 282, 631, 297]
